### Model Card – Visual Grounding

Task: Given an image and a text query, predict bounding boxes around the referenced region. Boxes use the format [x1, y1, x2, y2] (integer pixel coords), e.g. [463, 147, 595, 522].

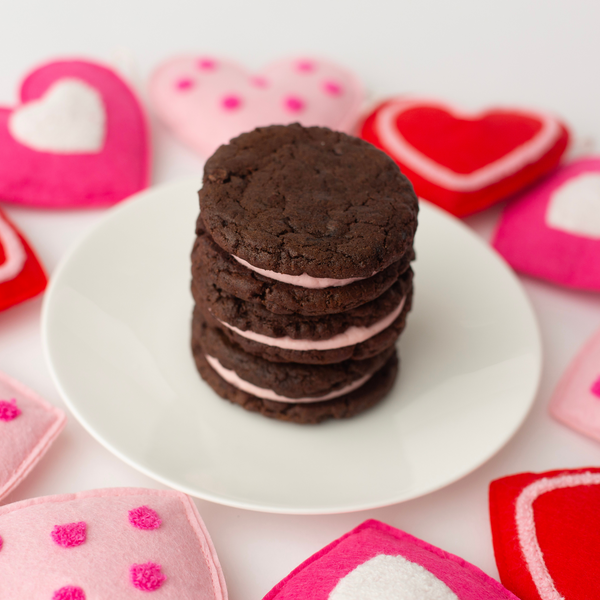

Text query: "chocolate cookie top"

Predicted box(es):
[199, 123, 418, 279]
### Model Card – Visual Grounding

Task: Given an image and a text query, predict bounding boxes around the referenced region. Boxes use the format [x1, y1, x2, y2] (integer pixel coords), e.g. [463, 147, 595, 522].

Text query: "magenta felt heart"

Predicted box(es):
[493, 157, 600, 290]
[0, 59, 150, 208]
[264, 520, 518, 600]
[149, 56, 364, 157]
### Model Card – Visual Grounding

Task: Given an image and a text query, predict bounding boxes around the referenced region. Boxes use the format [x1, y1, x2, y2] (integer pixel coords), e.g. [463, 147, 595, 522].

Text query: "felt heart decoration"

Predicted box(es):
[0, 370, 65, 502]
[0, 59, 150, 208]
[0, 208, 47, 312]
[0, 487, 227, 599]
[549, 326, 600, 442]
[359, 98, 569, 217]
[264, 520, 518, 600]
[489, 468, 600, 600]
[149, 56, 364, 157]
[493, 157, 600, 290]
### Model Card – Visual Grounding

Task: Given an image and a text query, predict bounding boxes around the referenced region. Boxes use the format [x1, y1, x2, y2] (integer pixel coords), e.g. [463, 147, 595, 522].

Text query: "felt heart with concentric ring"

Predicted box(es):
[0, 208, 46, 311]
[360, 97, 569, 217]
[149, 56, 364, 157]
[0, 59, 150, 208]
[490, 468, 600, 600]
[493, 157, 600, 291]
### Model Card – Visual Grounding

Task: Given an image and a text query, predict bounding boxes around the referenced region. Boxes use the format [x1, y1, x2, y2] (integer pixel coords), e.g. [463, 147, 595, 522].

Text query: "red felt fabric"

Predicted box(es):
[0, 208, 47, 312]
[489, 467, 600, 600]
[360, 99, 569, 217]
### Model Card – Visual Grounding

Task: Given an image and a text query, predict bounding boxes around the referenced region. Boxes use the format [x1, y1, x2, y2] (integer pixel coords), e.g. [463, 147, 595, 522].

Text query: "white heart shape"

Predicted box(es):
[328, 554, 458, 600]
[8, 78, 106, 153]
[546, 173, 600, 238]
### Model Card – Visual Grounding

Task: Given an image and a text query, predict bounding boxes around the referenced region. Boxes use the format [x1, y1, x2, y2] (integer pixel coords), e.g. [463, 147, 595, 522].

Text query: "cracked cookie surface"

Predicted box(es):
[199, 123, 419, 279]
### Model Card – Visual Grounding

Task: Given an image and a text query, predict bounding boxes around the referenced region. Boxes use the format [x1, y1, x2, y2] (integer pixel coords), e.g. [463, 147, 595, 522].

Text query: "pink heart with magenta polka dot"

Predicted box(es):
[149, 56, 365, 157]
[550, 325, 600, 443]
[0, 488, 226, 599]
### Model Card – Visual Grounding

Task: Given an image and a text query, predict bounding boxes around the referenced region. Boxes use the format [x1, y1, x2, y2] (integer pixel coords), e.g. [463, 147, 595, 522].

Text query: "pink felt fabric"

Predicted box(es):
[0, 488, 227, 599]
[493, 157, 600, 291]
[149, 56, 364, 157]
[0, 371, 65, 502]
[549, 325, 600, 442]
[263, 519, 518, 599]
[0, 59, 150, 208]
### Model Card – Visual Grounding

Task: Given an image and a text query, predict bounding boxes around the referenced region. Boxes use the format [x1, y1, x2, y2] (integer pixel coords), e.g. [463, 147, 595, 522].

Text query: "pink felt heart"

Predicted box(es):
[149, 56, 364, 157]
[0, 370, 65, 502]
[493, 157, 600, 290]
[549, 326, 600, 442]
[0, 488, 227, 599]
[0, 59, 150, 208]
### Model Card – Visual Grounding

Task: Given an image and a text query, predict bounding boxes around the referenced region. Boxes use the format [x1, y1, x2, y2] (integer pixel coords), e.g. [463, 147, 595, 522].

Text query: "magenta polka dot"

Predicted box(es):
[130, 562, 166, 591]
[250, 76, 268, 88]
[51, 522, 86, 548]
[0, 399, 21, 421]
[284, 96, 305, 113]
[52, 586, 85, 600]
[221, 95, 242, 110]
[0, 535, 3, 551]
[323, 80, 344, 96]
[591, 377, 600, 397]
[129, 506, 161, 530]
[197, 58, 217, 70]
[175, 78, 194, 91]
[296, 60, 316, 73]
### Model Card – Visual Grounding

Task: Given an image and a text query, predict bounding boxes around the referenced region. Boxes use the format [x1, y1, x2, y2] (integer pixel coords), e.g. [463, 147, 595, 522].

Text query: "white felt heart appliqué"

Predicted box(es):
[8, 78, 106, 153]
[329, 554, 458, 600]
[545, 173, 600, 238]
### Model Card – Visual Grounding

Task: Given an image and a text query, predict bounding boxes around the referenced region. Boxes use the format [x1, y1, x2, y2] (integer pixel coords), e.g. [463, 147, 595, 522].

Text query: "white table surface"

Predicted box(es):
[1, 2, 600, 598]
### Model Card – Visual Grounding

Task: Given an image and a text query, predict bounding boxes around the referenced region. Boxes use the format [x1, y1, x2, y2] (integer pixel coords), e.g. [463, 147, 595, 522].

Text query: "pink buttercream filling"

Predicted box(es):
[218, 295, 406, 351]
[232, 255, 375, 289]
[206, 355, 373, 403]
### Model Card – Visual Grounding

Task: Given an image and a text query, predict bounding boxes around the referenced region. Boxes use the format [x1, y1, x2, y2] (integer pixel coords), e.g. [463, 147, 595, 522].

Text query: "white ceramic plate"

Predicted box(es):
[43, 179, 541, 514]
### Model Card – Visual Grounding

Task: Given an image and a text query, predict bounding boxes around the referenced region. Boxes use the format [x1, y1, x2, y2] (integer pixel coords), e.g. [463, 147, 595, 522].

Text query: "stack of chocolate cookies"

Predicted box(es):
[191, 124, 418, 424]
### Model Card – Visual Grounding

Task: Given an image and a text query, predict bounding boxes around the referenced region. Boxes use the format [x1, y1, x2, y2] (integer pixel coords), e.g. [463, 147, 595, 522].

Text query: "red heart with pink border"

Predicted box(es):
[0, 59, 150, 208]
[149, 56, 364, 157]
[360, 97, 569, 217]
[0, 208, 46, 311]
[490, 468, 600, 600]
[493, 157, 600, 290]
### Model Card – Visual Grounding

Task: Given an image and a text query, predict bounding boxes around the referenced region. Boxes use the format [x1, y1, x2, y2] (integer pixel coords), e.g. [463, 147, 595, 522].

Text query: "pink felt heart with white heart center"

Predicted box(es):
[149, 56, 364, 157]
[0, 60, 150, 208]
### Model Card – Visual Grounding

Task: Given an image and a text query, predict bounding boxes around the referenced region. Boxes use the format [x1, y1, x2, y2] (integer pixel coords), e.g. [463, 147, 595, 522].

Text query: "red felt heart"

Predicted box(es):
[489, 467, 600, 600]
[0, 208, 47, 311]
[360, 98, 569, 217]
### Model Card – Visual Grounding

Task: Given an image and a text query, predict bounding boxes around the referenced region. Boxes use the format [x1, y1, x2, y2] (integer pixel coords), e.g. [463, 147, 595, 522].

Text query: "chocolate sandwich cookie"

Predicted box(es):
[192, 224, 414, 316]
[192, 272, 413, 364]
[194, 314, 395, 401]
[199, 123, 418, 281]
[193, 346, 399, 424]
